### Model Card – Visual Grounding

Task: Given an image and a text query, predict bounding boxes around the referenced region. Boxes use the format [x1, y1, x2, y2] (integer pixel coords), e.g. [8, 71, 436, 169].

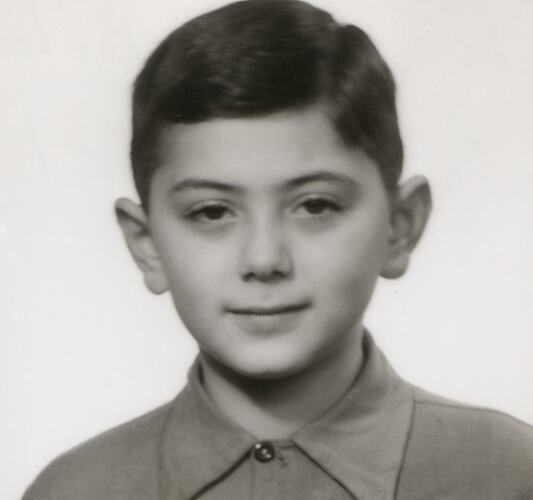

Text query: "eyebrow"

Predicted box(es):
[170, 178, 244, 194]
[169, 171, 358, 195]
[284, 171, 358, 190]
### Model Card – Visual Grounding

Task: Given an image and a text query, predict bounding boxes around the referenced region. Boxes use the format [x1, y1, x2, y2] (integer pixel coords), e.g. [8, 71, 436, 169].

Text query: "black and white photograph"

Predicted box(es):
[1, 0, 532, 498]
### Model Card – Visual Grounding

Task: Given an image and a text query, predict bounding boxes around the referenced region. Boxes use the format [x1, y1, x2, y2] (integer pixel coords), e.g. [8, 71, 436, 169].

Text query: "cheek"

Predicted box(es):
[162, 256, 221, 348]
[301, 218, 389, 296]
[157, 234, 233, 312]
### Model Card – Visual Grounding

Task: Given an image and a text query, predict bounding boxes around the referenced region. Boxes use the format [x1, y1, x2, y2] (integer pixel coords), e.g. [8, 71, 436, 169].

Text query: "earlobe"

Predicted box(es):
[114, 198, 169, 294]
[380, 176, 432, 280]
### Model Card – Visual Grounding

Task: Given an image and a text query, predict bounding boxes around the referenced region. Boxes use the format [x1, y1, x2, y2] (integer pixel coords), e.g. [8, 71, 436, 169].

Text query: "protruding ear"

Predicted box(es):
[114, 198, 168, 294]
[380, 176, 432, 279]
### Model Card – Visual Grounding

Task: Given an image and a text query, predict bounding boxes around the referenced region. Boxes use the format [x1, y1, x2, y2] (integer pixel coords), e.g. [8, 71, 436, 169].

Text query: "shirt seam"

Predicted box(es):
[158, 393, 183, 500]
[412, 399, 533, 430]
[392, 396, 416, 500]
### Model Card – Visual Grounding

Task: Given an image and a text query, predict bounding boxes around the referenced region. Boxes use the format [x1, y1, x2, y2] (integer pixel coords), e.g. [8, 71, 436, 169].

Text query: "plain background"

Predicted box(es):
[1, 0, 532, 498]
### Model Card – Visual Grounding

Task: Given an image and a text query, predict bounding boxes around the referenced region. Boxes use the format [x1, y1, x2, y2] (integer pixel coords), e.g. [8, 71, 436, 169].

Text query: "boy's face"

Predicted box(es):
[129, 109, 406, 379]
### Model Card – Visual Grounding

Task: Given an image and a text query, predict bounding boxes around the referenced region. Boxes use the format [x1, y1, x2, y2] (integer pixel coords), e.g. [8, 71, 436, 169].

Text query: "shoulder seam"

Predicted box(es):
[413, 399, 533, 430]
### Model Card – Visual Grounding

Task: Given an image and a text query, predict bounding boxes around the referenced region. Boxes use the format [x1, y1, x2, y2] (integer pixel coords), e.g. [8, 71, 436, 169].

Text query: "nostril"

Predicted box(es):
[242, 267, 289, 283]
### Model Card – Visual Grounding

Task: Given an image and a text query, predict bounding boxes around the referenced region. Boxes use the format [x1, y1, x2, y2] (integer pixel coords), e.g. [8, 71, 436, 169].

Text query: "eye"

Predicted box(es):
[294, 197, 341, 216]
[188, 204, 234, 223]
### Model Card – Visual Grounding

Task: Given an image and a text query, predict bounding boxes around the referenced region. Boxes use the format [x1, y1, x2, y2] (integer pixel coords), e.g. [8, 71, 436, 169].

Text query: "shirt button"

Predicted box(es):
[252, 441, 276, 463]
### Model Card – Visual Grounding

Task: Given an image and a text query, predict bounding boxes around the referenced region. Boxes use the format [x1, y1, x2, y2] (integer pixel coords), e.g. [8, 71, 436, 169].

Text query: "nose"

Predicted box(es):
[239, 218, 293, 282]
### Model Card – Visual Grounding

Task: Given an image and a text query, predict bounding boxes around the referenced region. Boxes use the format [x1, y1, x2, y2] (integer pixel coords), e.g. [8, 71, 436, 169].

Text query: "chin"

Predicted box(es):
[227, 349, 311, 381]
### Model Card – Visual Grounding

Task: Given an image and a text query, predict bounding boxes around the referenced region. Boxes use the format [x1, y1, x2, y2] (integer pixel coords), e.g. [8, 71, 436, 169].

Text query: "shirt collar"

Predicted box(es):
[159, 333, 414, 500]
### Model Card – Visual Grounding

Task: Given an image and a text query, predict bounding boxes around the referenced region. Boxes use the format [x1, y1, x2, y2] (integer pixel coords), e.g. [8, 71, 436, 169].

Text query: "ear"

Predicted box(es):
[114, 198, 169, 294]
[380, 176, 432, 279]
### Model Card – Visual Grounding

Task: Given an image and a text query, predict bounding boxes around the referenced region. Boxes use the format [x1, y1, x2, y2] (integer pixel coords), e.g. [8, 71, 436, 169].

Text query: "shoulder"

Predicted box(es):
[22, 402, 173, 500]
[398, 385, 533, 498]
[410, 386, 533, 459]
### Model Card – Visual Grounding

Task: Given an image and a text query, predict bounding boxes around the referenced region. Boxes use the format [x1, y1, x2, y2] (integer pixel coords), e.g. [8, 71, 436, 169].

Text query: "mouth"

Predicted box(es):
[227, 303, 310, 316]
[226, 302, 310, 334]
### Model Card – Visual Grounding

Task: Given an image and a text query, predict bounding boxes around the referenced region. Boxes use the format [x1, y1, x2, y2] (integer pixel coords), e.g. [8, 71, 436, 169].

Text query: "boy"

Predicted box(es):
[23, 0, 533, 498]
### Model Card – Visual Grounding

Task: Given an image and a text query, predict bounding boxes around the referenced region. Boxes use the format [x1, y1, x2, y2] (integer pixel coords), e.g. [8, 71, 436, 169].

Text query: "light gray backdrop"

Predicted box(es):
[1, 1, 532, 498]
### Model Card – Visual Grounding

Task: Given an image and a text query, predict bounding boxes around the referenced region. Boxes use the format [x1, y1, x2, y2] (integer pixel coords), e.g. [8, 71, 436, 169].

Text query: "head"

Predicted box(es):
[116, 0, 431, 379]
[130, 0, 404, 208]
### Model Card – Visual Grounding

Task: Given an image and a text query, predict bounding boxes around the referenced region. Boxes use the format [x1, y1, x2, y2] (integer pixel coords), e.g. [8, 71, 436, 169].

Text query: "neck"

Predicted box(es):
[199, 326, 365, 440]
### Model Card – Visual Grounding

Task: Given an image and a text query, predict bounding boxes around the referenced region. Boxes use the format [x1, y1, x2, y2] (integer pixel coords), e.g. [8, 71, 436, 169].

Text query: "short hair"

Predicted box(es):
[131, 0, 403, 208]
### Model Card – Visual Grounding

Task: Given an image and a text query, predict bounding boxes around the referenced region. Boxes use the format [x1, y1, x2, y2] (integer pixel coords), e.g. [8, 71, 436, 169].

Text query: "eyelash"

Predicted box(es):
[185, 196, 343, 224]
[294, 197, 342, 217]
[186, 203, 234, 223]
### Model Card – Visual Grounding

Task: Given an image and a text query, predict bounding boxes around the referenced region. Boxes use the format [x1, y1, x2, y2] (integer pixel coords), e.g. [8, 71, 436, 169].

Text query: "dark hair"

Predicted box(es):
[131, 0, 403, 208]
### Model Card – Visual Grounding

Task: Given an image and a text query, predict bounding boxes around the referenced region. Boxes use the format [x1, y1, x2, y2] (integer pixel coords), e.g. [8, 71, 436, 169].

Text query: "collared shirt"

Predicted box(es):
[23, 334, 533, 500]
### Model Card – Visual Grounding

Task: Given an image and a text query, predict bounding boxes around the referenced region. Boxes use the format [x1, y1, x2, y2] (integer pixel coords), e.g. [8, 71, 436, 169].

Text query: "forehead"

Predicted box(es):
[153, 107, 381, 191]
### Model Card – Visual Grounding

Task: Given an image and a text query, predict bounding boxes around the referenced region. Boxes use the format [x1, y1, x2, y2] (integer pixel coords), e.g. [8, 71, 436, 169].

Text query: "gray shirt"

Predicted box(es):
[23, 334, 533, 499]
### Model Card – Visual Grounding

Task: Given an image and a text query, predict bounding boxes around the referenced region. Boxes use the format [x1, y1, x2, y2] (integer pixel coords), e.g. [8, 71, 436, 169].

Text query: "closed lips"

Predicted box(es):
[228, 304, 309, 315]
